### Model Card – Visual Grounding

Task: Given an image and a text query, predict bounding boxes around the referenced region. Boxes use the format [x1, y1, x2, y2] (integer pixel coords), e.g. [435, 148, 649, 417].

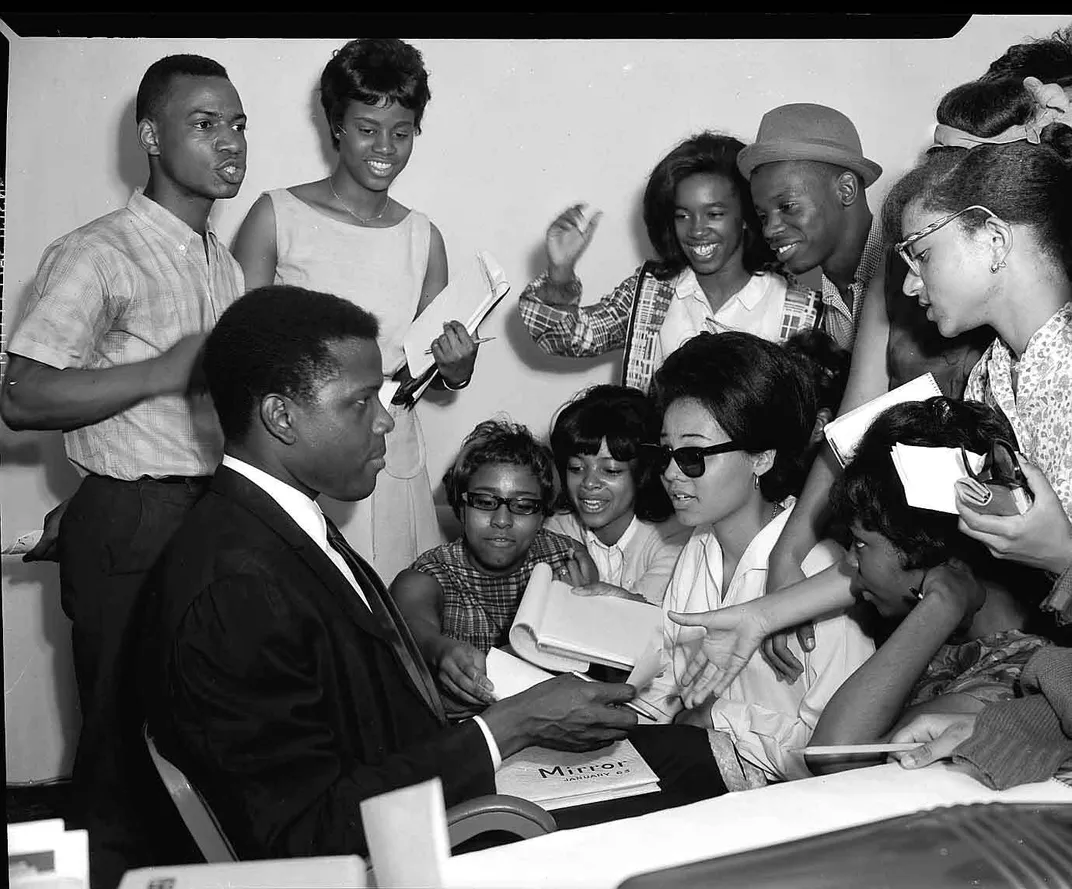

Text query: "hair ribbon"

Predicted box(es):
[933, 76, 1072, 149]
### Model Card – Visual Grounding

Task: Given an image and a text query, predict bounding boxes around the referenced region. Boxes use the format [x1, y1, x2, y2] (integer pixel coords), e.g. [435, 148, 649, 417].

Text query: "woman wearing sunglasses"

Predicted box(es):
[634, 332, 874, 789]
[391, 419, 582, 710]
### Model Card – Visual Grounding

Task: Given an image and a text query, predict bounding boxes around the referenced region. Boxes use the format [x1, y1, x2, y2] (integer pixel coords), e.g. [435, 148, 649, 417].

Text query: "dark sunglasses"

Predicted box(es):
[461, 491, 544, 516]
[960, 438, 1027, 489]
[640, 441, 745, 479]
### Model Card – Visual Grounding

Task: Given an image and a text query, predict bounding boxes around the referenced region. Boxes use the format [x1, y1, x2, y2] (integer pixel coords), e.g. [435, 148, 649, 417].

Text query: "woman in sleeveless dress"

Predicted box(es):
[234, 38, 477, 586]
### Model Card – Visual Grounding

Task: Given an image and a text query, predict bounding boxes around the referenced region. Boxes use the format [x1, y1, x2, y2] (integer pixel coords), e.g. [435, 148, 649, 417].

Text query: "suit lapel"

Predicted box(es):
[211, 467, 390, 643]
[212, 467, 445, 723]
[324, 518, 446, 724]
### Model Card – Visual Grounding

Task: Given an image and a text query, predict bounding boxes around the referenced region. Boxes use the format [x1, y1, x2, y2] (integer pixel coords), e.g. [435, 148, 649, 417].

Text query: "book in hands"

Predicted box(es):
[824, 373, 942, 467]
[508, 563, 664, 672]
[496, 738, 660, 811]
[402, 250, 510, 381]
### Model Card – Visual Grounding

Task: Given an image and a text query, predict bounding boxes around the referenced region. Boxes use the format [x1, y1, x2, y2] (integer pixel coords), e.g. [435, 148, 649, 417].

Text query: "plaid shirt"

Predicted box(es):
[8, 190, 244, 479]
[819, 217, 884, 352]
[411, 528, 576, 652]
[518, 264, 823, 393]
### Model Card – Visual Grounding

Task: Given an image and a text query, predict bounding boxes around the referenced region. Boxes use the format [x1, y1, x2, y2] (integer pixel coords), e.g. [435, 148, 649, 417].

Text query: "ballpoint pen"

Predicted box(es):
[569, 671, 650, 718]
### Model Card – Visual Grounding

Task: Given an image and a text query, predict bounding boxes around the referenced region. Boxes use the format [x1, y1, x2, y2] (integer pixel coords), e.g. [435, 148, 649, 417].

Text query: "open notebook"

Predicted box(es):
[508, 563, 662, 672]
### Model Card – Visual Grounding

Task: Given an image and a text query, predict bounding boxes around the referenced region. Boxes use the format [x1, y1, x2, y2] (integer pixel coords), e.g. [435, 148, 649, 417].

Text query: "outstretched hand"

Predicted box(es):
[667, 601, 769, 709]
[434, 639, 495, 708]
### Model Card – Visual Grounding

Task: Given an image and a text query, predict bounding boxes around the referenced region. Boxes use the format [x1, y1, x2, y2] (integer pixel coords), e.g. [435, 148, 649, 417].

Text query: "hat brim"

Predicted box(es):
[738, 141, 882, 188]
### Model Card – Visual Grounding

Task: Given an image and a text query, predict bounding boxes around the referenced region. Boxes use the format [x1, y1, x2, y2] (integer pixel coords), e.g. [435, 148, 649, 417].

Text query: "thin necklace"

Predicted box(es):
[328, 177, 389, 225]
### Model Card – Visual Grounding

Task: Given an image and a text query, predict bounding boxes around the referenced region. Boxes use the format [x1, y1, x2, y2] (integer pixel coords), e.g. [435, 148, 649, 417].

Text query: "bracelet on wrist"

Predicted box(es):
[443, 375, 471, 391]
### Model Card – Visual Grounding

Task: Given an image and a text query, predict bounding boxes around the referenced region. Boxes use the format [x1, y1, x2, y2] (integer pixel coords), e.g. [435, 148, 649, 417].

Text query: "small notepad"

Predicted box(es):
[824, 373, 942, 467]
[891, 444, 985, 514]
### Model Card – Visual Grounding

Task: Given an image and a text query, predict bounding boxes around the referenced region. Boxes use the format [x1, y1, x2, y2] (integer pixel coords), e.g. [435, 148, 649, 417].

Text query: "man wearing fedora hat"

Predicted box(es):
[739, 103, 884, 352]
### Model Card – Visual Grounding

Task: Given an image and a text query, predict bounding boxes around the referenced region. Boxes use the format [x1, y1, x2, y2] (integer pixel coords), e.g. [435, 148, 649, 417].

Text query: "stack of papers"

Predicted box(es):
[496, 739, 660, 811]
[508, 564, 663, 672]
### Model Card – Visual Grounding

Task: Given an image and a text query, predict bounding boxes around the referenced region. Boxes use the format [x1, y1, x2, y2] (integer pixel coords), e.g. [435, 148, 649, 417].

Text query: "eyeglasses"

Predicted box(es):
[640, 441, 745, 479]
[461, 491, 544, 516]
[960, 438, 1026, 489]
[895, 205, 999, 277]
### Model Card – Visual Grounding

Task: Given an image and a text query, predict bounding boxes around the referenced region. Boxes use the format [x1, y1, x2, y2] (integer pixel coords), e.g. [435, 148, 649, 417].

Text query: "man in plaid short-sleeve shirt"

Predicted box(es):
[1, 54, 247, 889]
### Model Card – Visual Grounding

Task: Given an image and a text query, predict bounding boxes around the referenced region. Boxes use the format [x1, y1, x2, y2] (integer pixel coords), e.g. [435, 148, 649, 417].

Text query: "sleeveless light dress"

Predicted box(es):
[268, 188, 442, 585]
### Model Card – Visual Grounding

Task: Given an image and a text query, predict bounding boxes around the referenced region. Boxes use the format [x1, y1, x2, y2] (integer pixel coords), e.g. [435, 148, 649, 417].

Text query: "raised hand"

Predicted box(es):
[546, 203, 602, 282]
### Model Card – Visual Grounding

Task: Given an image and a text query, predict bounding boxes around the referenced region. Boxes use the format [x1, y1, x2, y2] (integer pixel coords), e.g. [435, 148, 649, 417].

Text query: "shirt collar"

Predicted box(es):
[222, 454, 329, 550]
[1018, 301, 1072, 365]
[127, 187, 218, 251]
[697, 498, 796, 588]
[821, 216, 884, 299]
[673, 269, 774, 311]
[584, 514, 640, 553]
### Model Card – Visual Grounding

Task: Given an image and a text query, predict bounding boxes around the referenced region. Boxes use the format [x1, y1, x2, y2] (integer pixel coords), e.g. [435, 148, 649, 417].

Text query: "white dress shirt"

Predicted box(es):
[221, 455, 502, 767]
[637, 501, 875, 783]
[653, 270, 791, 369]
[544, 512, 691, 605]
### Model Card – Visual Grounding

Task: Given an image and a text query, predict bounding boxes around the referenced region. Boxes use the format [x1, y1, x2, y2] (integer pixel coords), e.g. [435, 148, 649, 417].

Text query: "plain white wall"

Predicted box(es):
[4, 15, 1070, 782]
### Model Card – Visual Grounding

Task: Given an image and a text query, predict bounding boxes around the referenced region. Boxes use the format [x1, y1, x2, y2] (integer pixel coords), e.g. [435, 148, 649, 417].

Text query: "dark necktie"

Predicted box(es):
[323, 519, 446, 723]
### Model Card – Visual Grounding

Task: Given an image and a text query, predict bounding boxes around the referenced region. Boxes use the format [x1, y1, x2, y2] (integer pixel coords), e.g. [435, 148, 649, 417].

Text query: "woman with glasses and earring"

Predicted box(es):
[390, 420, 583, 713]
[765, 34, 1072, 671]
[233, 38, 478, 589]
[889, 83, 1072, 603]
[634, 332, 874, 790]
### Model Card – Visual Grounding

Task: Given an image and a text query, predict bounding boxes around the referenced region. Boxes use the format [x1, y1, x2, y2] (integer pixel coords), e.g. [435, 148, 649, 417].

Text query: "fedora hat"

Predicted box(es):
[737, 103, 882, 187]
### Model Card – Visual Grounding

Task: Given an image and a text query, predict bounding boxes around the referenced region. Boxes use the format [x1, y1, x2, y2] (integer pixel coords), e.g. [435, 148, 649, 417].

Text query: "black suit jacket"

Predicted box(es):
[139, 466, 495, 859]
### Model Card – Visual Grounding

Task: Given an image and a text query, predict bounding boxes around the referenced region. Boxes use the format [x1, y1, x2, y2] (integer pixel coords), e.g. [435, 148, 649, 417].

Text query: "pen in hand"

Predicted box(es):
[424, 336, 496, 355]
[569, 670, 649, 719]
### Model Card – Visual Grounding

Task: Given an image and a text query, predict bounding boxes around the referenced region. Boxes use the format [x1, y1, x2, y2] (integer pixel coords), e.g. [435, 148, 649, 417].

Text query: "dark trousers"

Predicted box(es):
[551, 724, 728, 830]
[59, 474, 209, 889]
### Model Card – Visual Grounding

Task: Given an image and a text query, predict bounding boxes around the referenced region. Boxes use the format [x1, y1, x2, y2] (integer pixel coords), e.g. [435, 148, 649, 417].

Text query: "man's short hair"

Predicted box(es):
[135, 54, 229, 124]
[204, 285, 379, 442]
[443, 419, 557, 519]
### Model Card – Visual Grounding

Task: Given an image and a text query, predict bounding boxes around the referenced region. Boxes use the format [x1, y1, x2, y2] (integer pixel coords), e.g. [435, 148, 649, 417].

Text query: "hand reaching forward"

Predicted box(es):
[667, 601, 769, 709]
[434, 638, 495, 708]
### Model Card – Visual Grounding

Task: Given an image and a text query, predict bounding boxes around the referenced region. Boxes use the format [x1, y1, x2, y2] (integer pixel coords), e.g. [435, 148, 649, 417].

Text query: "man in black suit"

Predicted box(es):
[139, 285, 723, 861]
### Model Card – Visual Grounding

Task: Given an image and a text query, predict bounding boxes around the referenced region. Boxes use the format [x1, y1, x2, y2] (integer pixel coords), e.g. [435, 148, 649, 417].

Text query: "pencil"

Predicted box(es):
[423, 336, 496, 355]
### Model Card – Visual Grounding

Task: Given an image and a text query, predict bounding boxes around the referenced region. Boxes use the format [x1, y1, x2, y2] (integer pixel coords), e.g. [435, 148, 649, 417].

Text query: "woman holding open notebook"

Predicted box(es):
[233, 38, 478, 585]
